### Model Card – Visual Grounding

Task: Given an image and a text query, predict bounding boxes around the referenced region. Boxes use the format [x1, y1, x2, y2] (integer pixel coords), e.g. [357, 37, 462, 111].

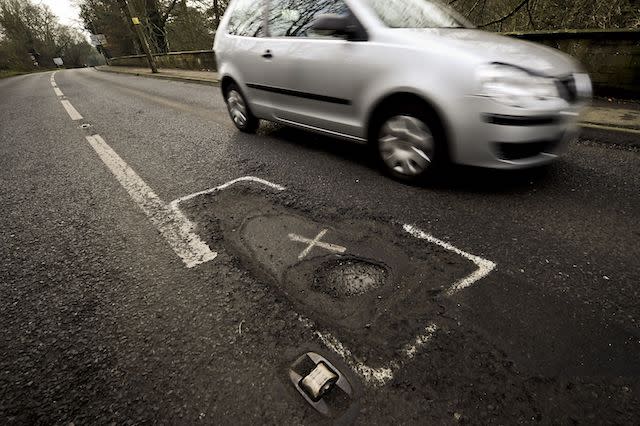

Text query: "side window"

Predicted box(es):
[268, 0, 350, 38]
[227, 0, 265, 37]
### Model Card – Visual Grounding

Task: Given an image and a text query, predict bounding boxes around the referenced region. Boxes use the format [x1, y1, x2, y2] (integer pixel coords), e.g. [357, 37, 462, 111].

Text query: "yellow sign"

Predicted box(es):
[132, 17, 140, 25]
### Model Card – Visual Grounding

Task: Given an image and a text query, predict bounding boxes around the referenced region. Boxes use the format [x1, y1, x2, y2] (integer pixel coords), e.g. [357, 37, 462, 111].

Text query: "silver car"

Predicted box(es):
[215, 0, 592, 182]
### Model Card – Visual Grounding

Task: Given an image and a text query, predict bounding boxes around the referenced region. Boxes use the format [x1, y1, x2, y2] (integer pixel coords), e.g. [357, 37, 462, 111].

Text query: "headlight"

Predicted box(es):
[477, 63, 560, 108]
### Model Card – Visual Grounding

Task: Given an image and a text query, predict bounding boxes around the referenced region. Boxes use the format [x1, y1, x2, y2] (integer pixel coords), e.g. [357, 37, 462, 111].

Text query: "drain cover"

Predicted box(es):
[315, 258, 387, 297]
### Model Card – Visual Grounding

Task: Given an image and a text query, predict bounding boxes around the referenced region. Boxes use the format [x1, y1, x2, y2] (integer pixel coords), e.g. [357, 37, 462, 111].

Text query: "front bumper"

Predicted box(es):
[449, 96, 585, 169]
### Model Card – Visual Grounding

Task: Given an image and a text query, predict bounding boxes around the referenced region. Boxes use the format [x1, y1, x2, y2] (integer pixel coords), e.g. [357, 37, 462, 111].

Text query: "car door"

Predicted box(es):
[261, 0, 371, 139]
[221, 0, 273, 116]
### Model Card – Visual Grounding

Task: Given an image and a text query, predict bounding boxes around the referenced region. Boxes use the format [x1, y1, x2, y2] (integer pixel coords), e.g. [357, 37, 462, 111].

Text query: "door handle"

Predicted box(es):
[262, 50, 273, 59]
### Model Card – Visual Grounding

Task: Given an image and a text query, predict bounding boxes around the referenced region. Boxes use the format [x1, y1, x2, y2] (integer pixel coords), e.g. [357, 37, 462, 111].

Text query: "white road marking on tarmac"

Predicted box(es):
[299, 315, 439, 387]
[402, 323, 438, 359]
[85, 134, 217, 268]
[60, 100, 83, 121]
[295, 224, 495, 387]
[289, 229, 347, 260]
[403, 224, 496, 296]
[169, 176, 286, 209]
[315, 329, 395, 386]
[53, 87, 63, 97]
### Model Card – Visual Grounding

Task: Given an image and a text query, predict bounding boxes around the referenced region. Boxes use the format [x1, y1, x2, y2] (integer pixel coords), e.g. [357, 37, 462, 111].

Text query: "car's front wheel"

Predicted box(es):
[224, 83, 259, 133]
[372, 106, 444, 183]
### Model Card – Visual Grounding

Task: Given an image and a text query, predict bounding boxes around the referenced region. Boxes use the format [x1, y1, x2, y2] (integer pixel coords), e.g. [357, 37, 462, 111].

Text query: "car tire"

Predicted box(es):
[371, 104, 445, 183]
[224, 83, 259, 133]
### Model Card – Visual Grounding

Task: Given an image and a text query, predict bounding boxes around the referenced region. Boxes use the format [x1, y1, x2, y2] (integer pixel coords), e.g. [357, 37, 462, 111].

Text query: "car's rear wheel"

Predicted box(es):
[224, 83, 259, 133]
[372, 106, 444, 183]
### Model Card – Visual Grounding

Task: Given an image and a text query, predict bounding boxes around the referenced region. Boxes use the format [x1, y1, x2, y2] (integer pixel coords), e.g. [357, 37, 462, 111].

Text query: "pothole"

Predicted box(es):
[314, 258, 388, 297]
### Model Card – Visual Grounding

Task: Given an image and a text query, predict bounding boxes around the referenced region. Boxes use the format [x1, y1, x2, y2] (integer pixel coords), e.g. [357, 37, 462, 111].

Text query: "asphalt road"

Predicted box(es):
[1, 68, 639, 425]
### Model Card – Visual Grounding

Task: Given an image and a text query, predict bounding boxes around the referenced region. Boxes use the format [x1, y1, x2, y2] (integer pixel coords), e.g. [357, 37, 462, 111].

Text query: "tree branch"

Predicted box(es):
[478, 0, 529, 28]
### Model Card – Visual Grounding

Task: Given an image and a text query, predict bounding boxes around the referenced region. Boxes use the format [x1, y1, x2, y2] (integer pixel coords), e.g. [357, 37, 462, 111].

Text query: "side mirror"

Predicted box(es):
[310, 13, 364, 41]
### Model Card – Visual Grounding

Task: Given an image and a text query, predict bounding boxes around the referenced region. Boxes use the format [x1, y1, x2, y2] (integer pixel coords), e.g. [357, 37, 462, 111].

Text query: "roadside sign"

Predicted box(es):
[53, 57, 64, 66]
[90, 34, 108, 46]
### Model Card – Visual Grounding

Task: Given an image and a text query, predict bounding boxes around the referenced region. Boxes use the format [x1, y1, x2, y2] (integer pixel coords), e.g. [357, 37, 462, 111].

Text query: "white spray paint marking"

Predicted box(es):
[289, 229, 347, 260]
[315, 330, 395, 387]
[169, 176, 286, 209]
[403, 224, 496, 296]
[85, 134, 217, 268]
[402, 324, 438, 359]
[53, 87, 64, 97]
[298, 315, 438, 387]
[169, 177, 495, 386]
[294, 225, 495, 387]
[60, 100, 83, 121]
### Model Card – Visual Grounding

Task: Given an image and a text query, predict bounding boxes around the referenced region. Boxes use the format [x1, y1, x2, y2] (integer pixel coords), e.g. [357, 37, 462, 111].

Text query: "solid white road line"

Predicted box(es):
[403, 224, 496, 296]
[60, 100, 83, 121]
[53, 87, 64, 97]
[85, 134, 217, 268]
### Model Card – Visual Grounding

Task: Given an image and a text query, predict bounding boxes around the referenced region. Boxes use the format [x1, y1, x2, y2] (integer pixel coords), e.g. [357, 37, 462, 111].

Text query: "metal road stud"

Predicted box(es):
[300, 363, 338, 401]
[289, 352, 353, 417]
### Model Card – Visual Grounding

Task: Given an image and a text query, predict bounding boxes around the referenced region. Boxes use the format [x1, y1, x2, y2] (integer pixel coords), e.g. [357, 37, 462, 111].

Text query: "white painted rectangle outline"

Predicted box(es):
[170, 177, 497, 387]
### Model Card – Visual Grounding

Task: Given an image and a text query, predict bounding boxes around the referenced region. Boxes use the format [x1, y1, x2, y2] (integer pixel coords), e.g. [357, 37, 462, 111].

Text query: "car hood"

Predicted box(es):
[388, 29, 580, 77]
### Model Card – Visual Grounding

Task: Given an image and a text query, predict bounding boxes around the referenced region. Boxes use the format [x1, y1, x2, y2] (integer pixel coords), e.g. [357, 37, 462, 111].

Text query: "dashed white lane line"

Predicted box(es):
[60, 100, 83, 121]
[85, 134, 217, 268]
[53, 87, 64, 97]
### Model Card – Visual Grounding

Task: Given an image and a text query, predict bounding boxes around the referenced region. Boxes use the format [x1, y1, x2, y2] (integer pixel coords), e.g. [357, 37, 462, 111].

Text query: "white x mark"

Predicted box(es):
[288, 229, 347, 260]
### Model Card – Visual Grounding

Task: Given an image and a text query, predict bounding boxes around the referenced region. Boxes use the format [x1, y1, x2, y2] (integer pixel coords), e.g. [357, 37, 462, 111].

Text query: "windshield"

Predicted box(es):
[366, 0, 471, 29]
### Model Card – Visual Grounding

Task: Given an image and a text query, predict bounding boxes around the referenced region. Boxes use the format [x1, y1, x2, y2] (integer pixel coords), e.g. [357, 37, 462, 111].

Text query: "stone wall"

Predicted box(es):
[110, 29, 640, 98]
[505, 29, 640, 98]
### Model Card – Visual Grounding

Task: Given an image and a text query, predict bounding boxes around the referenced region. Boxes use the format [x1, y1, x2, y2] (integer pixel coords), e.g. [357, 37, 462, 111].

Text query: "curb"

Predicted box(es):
[578, 125, 640, 149]
[95, 66, 220, 87]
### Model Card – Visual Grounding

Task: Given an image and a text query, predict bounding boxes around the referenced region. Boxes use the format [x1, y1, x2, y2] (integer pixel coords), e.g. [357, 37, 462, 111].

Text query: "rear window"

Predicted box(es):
[227, 0, 265, 37]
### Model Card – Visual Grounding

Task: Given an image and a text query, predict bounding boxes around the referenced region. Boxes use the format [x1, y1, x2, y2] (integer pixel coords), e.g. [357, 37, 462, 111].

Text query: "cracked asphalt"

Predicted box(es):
[1, 68, 639, 424]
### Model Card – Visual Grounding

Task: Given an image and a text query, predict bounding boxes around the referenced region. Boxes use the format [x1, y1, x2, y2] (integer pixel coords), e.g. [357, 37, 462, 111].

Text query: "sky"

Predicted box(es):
[39, 0, 82, 29]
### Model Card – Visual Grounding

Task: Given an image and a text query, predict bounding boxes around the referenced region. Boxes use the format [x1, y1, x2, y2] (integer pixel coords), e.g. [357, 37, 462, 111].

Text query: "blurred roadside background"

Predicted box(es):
[1, 0, 639, 96]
